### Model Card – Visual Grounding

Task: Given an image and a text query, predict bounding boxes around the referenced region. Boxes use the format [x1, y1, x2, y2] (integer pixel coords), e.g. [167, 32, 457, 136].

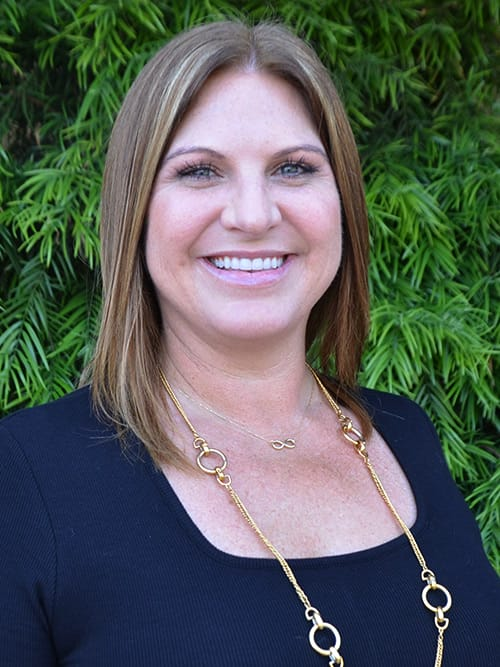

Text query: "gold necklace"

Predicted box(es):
[159, 366, 452, 666]
[174, 381, 313, 451]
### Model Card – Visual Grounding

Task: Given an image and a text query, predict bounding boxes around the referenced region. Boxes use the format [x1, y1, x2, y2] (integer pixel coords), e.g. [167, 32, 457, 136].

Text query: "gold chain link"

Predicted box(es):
[435, 627, 445, 667]
[160, 367, 452, 665]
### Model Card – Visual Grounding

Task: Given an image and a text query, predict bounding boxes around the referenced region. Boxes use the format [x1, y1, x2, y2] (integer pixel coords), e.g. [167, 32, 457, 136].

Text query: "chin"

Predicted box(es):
[208, 315, 304, 346]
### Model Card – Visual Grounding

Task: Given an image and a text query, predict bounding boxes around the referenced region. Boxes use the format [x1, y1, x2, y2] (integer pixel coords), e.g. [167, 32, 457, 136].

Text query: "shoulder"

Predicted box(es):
[0, 387, 117, 471]
[359, 386, 436, 434]
[359, 386, 430, 421]
[0, 388, 121, 662]
[356, 386, 448, 468]
[0, 387, 144, 544]
[1, 386, 96, 435]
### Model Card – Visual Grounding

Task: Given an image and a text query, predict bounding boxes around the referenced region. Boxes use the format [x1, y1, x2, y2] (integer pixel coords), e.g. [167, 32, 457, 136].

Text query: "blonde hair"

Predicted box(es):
[90, 20, 370, 466]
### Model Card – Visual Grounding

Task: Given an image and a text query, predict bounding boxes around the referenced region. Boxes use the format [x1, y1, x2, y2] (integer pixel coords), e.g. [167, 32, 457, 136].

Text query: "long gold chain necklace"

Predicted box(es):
[159, 366, 452, 666]
[174, 380, 313, 451]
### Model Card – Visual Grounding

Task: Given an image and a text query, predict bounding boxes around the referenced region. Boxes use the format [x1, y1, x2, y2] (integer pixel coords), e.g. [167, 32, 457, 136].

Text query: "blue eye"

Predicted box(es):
[277, 161, 317, 177]
[177, 162, 218, 180]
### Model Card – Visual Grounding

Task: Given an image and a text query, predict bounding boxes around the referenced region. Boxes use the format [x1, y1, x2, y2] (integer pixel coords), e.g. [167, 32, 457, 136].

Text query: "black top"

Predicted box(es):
[0, 386, 498, 666]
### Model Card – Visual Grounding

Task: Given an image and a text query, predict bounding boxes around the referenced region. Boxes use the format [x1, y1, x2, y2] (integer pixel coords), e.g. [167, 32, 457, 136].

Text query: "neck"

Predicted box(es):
[160, 328, 313, 426]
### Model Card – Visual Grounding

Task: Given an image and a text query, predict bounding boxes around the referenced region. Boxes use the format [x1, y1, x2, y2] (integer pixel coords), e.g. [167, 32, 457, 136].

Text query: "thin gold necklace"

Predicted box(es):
[159, 366, 452, 666]
[174, 380, 313, 451]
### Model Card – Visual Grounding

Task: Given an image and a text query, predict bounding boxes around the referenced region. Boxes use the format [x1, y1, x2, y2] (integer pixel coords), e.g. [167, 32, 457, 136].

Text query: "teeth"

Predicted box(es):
[210, 256, 285, 272]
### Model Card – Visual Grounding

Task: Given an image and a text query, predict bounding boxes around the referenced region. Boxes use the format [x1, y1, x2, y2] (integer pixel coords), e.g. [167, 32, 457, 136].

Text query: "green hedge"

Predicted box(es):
[0, 0, 498, 568]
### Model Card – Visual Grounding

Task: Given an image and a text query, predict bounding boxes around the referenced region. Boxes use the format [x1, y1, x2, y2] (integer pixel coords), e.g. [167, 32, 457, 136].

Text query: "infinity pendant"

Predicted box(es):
[270, 438, 296, 450]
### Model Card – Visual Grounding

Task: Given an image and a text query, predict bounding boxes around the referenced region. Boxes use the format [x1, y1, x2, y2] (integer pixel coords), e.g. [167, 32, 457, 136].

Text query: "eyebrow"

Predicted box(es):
[163, 146, 224, 163]
[272, 144, 328, 160]
[163, 143, 328, 163]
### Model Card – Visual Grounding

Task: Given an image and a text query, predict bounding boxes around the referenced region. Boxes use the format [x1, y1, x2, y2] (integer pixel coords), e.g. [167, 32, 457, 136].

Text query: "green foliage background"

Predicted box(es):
[0, 0, 498, 567]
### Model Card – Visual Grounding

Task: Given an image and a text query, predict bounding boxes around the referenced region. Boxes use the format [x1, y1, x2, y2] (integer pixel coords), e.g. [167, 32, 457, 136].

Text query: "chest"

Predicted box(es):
[163, 425, 418, 558]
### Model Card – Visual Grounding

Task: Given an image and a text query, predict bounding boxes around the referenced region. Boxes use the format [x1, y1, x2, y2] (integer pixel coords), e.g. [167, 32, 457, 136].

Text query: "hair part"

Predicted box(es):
[89, 20, 371, 467]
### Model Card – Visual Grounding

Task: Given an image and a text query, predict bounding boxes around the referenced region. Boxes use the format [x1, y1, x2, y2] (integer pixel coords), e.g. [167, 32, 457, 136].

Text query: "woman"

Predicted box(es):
[0, 20, 498, 666]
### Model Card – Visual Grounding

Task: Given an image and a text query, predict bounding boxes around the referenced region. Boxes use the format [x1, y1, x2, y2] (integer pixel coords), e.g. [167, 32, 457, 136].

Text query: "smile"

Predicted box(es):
[208, 256, 286, 271]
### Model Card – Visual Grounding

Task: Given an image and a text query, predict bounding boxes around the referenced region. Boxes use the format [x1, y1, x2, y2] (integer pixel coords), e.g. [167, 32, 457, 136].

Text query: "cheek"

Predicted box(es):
[309, 196, 343, 284]
[306, 194, 342, 247]
[144, 198, 176, 283]
[145, 194, 189, 264]
[147, 189, 216, 245]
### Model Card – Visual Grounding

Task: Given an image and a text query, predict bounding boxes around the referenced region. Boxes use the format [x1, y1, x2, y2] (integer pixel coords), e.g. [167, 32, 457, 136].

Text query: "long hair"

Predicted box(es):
[90, 20, 370, 466]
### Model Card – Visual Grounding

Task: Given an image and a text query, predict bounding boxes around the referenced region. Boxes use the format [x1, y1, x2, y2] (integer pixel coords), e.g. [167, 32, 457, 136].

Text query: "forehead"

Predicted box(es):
[168, 68, 319, 151]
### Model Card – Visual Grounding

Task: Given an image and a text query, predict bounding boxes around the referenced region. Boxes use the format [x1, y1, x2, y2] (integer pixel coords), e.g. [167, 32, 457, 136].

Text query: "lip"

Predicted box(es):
[200, 253, 293, 286]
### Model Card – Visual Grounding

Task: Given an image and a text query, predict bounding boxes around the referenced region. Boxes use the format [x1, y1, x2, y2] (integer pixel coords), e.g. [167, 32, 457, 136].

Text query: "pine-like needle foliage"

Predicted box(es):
[0, 0, 498, 567]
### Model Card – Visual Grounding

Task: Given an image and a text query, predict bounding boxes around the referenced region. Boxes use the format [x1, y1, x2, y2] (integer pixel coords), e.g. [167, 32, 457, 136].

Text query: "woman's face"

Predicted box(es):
[145, 68, 342, 352]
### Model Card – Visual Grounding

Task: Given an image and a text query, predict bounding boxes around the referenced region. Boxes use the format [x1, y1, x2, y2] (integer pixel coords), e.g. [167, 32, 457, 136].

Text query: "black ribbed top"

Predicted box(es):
[1, 386, 498, 665]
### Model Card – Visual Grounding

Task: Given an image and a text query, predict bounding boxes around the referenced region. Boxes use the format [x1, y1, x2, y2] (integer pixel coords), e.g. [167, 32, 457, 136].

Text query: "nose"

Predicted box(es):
[220, 176, 281, 234]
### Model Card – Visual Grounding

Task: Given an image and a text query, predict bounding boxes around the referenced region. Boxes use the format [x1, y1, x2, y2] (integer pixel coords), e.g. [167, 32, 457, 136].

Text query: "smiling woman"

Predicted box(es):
[145, 69, 342, 351]
[0, 19, 498, 667]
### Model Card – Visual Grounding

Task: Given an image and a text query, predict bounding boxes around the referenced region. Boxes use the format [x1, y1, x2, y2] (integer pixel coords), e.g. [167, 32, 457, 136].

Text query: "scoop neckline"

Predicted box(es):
[146, 392, 429, 569]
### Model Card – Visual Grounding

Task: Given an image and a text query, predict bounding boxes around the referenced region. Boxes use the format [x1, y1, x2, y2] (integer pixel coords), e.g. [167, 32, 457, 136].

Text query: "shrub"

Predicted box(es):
[0, 0, 498, 567]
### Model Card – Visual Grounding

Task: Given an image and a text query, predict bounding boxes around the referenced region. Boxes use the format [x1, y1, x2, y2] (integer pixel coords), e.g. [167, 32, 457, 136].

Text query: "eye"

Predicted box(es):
[275, 160, 319, 178]
[177, 161, 220, 180]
